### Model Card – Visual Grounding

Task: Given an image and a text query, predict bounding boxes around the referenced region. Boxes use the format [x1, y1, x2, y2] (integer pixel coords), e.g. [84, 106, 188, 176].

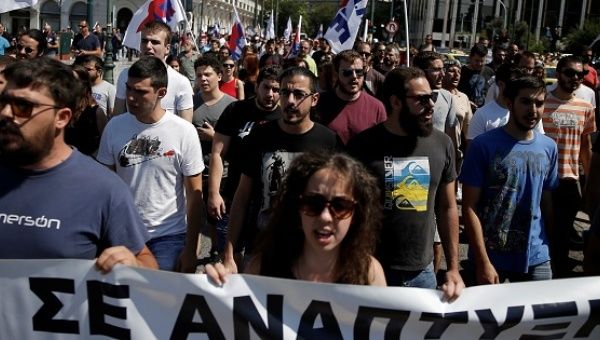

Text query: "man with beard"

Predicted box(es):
[75, 55, 116, 117]
[207, 66, 281, 253]
[542, 55, 597, 277]
[71, 20, 102, 58]
[114, 21, 194, 122]
[460, 76, 558, 284]
[355, 41, 385, 97]
[375, 44, 399, 75]
[315, 50, 386, 144]
[0, 57, 157, 271]
[97, 57, 204, 272]
[347, 67, 463, 300]
[220, 67, 338, 273]
[458, 44, 494, 109]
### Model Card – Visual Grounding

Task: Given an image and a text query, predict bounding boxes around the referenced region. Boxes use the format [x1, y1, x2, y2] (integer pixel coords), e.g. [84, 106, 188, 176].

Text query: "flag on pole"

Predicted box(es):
[314, 24, 324, 39]
[211, 22, 220, 38]
[283, 16, 292, 42]
[286, 16, 302, 59]
[0, 0, 38, 14]
[228, 5, 247, 61]
[122, 0, 186, 51]
[324, 0, 368, 54]
[266, 10, 275, 40]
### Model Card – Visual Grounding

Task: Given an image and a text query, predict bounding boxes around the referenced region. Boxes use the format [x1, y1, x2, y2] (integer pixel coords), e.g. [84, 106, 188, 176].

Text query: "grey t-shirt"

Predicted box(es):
[92, 80, 116, 116]
[192, 94, 237, 127]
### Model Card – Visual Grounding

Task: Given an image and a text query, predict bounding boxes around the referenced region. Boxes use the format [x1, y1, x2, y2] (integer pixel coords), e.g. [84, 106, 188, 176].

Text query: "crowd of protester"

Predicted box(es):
[1, 19, 600, 304]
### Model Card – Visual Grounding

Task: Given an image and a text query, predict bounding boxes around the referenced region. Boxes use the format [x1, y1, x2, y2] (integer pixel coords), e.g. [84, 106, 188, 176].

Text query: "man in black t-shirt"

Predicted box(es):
[458, 44, 494, 109]
[348, 67, 464, 300]
[221, 67, 339, 272]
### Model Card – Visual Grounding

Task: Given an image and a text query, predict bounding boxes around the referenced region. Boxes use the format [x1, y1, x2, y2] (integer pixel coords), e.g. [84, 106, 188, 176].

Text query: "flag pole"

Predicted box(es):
[402, 0, 410, 67]
[174, 0, 200, 53]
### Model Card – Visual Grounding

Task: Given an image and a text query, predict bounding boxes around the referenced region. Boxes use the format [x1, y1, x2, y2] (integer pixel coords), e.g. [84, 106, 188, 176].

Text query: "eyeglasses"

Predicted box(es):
[358, 51, 372, 57]
[405, 92, 438, 106]
[223, 63, 235, 68]
[0, 94, 62, 119]
[299, 194, 356, 220]
[561, 68, 589, 79]
[341, 68, 365, 77]
[79, 25, 87, 28]
[16, 44, 34, 54]
[280, 89, 314, 101]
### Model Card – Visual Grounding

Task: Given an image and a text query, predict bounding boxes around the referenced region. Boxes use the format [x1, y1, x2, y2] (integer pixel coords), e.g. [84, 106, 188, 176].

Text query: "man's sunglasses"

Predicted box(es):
[561, 68, 589, 79]
[405, 92, 438, 106]
[341, 68, 365, 77]
[299, 194, 356, 220]
[16, 44, 34, 54]
[0, 94, 62, 119]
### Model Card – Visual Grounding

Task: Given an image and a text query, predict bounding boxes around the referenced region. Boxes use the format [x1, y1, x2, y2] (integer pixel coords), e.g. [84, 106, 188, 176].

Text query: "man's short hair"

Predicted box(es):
[504, 75, 546, 102]
[279, 66, 317, 93]
[513, 50, 535, 65]
[333, 50, 362, 73]
[470, 44, 488, 57]
[413, 51, 443, 70]
[556, 55, 583, 72]
[257, 64, 282, 85]
[73, 54, 104, 71]
[3, 57, 83, 113]
[143, 20, 172, 46]
[495, 62, 518, 85]
[380, 67, 425, 114]
[194, 56, 222, 75]
[21, 29, 46, 56]
[128, 56, 168, 90]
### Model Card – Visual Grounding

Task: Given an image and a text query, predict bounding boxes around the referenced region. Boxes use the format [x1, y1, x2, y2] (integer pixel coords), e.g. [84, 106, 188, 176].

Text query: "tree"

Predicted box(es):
[562, 19, 600, 54]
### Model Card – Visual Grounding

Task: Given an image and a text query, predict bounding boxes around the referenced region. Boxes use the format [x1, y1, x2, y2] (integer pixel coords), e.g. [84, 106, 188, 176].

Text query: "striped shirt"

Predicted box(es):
[542, 92, 596, 179]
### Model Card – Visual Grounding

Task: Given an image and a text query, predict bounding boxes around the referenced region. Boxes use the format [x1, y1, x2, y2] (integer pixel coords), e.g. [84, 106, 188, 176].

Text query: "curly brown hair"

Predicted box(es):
[252, 151, 382, 285]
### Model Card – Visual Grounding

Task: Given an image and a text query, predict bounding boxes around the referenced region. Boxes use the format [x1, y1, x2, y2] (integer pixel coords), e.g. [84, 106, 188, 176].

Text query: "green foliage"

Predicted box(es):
[562, 19, 600, 54]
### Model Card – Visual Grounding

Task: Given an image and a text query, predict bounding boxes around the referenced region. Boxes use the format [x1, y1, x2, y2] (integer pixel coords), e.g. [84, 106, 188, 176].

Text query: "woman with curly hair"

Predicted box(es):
[207, 151, 386, 286]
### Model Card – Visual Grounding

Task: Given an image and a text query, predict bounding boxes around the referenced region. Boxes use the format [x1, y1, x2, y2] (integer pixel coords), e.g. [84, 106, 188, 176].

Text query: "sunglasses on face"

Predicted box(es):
[561, 68, 589, 78]
[223, 63, 235, 68]
[341, 68, 365, 77]
[280, 89, 313, 101]
[16, 44, 34, 54]
[299, 194, 356, 220]
[358, 51, 372, 57]
[405, 92, 438, 106]
[0, 94, 62, 119]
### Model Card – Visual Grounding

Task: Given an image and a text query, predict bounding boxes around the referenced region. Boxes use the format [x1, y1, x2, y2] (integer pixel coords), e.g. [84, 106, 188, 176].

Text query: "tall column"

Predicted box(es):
[495, 0, 501, 17]
[558, 0, 565, 29]
[423, 0, 435, 37]
[441, 0, 451, 48]
[471, 0, 480, 47]
[515, 0, 522, 22]
[580, 0, 589, 29]
[535, 0, 544, 41]
[449, 0, 458, 48]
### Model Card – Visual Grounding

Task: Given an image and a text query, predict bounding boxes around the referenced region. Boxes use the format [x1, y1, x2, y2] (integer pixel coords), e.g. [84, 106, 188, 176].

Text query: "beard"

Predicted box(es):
[0, 117, 54, 167]
[398, 104, 433, 137]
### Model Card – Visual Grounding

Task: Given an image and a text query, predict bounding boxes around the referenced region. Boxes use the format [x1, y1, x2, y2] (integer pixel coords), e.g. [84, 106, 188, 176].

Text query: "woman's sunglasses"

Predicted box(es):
[299, 194, 356, 220]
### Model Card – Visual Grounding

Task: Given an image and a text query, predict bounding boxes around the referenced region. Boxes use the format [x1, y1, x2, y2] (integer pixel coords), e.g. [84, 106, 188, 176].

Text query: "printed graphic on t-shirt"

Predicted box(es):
[549, 111, 579, 128]
[237, 121, 255, 139]
[118, 134, 175, 167]
[384, 156, 430, 212]
[260, 151, 300, 212]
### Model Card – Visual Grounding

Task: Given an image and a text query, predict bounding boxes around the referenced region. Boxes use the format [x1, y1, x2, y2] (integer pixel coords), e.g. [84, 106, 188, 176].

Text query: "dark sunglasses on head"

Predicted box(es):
[341, 68, 365, 77]
[16, 44, 34, 54]
[561, 68, 589, 78]
[0, 94, 62, 119]
[405, 92, 438, 106]
[299, 194, 356, 220]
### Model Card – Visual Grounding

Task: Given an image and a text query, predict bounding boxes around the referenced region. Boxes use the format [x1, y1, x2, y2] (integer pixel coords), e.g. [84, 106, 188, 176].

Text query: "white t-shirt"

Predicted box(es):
[546, 83, 596, 108]
[92, 80, 116, 115]
[96, 111, 205, 238]
[468, 100, 544, 140]
[116, 65, 194, 114]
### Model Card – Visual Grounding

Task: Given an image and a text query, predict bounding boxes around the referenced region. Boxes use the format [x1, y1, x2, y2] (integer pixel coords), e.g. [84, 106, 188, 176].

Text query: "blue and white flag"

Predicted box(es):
[0, 0, 38, 14]
[211, 22, 220, 38]
[266, 10, 275, 40]
[324, 0, 368, 54]
[315, 24, 324, 39]
[286, 15, 302, 59]
[283, 16, 292, 42]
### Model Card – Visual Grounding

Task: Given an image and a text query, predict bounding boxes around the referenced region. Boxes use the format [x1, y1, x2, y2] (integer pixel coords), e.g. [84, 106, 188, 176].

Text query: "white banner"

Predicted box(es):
[0, 0, 38, 14]
[0, 259, 599, 339]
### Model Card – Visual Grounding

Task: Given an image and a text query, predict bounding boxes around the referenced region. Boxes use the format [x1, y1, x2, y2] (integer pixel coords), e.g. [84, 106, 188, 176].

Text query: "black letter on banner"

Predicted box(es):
[29, 277, 79, 334]
[297, 300, 343, 339]
[575, 299, 600, 337]
[354, 306, 410, 339]
[420, 311, 468, 338]
[475, 306, 524, 339]
[233, 295, 283, 340]
[170, 294, 225, 340]
[87, 281, 130, 339]
[519, 302, 578, 339]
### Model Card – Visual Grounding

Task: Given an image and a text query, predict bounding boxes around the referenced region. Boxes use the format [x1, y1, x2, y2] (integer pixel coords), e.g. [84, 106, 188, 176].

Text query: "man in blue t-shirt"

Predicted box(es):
[460, 76, 558, 284]
[0, 58, 157, 271]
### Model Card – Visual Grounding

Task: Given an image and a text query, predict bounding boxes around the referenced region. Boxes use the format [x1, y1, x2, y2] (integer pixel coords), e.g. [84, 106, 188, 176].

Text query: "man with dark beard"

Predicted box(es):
[315, 50, 386, 144]
[348, 67, 464, 301]
[220, 67, 338, 273]
[0, 58, 157, 271]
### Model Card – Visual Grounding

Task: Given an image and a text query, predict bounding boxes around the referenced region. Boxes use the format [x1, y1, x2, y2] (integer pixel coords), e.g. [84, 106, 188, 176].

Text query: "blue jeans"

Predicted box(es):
[146, 233, 186, 271]
[498, 261, 552, 282]
[385, 262, 437, 289]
